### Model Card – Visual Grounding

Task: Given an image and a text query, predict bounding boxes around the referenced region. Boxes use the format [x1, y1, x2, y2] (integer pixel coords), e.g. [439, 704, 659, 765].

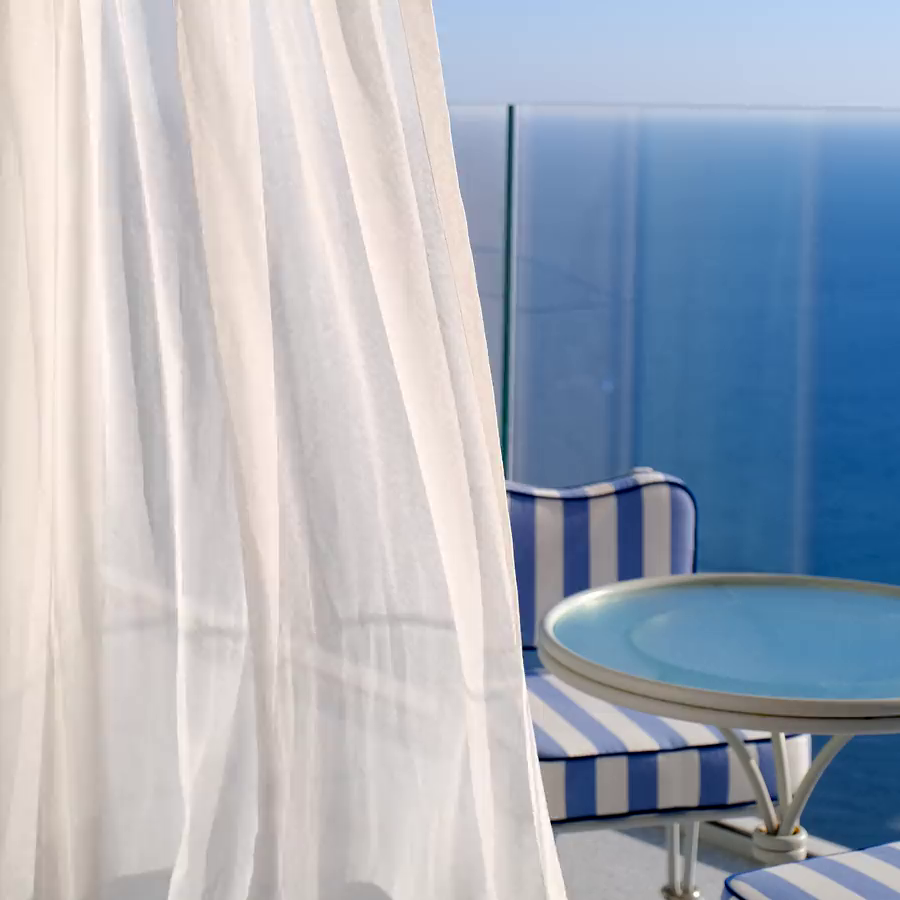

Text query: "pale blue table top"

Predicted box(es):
[545, 576, 900, 703]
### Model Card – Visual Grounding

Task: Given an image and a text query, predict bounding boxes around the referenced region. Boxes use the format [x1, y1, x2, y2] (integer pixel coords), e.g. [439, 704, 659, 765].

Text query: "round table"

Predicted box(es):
[537, 573, 900, 869]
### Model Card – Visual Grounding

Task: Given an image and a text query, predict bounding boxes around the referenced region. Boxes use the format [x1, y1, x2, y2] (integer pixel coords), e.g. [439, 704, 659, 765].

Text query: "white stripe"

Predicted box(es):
[595, 755, 629, 816]
[589, 495, 618, 588]
[582, 481, 616, 499]
[547, 676, 661, 751]
[528, 691, 600, 757]
[726, 878, 781, 900]
[657, 748, 700, 810]
[641, 484, 672, 577]
[839, 850, 900, 889]
[659, 716, 724, 746]
[632, 470, 667, 486]
[534, 497, 564, 626]
[508, 484, 579, 500]
[539, 760, 567, 820]
[775, 862, 867, 899]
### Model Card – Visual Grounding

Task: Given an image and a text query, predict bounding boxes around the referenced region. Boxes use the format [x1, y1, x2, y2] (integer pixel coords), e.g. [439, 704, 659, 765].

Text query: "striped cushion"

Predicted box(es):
[529, 669, 811, 821]
[724, 842, 900, 899]
[508, 469, 696, 649]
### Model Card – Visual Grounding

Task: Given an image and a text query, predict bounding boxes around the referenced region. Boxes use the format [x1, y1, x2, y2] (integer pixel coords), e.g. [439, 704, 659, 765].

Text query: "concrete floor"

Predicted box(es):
[555, 826, 751, 900]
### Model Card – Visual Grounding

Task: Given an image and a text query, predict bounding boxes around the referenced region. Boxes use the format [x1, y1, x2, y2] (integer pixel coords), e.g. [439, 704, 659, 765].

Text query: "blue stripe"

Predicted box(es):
[698, 745, 730, 807]
[756, 741, 777, 796]
[616, 482, 643, 580]
[527, 677, 628, 754]
[565, 757, 597, 818]
[563, 498, 591, 596]
[670, 486, 695, 575]
[811, 857, 900, 898]
[509, 494, 537, 647]
[627, 753, 658, 812]
[868, 844, 900, 868]
[728, 870, 819, 900]
[533, 723, 567, 759]
[615, 708, 687, 750]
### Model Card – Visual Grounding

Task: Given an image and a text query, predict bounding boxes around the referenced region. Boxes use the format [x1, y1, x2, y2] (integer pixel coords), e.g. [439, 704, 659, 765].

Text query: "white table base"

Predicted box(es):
[719, 729, 851, 864]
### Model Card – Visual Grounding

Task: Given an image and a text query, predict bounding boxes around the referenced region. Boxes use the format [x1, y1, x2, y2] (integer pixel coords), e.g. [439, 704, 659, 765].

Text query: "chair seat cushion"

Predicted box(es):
[527, 669, 811, 821]
[724, 842, 900, 899]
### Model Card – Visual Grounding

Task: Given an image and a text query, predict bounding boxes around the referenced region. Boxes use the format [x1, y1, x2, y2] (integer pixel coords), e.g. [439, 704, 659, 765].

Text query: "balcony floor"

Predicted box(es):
[556, 826, 752, 899]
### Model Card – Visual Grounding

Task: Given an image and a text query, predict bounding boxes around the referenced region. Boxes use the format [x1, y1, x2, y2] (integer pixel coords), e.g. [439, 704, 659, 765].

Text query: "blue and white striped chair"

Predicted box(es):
[508, 468, 812, 898]
[724, 842, 900, 898]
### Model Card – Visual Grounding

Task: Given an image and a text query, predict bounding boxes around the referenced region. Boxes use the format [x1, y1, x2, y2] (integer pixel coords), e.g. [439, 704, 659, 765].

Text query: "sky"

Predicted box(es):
[433, 0, 900, 109]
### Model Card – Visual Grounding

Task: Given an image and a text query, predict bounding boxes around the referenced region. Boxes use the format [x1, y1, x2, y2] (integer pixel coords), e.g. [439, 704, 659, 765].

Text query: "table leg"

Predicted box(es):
[661, 823, 701, 900]
[665, 823, 681, 892]
[681, 821, 700, 898]
[720, 729, 852, 865]
[777, 735, 851, 837]
[772, 732, 793, 815]
[718, 728, 778, 834]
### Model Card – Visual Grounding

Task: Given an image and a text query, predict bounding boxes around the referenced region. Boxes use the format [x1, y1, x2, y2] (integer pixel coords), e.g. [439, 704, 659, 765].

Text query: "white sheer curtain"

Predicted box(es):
[0, 2, 566, 898]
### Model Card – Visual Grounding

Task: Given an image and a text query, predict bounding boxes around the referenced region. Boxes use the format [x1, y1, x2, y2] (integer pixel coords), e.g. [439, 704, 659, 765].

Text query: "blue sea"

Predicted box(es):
[451, 105, 900, 849]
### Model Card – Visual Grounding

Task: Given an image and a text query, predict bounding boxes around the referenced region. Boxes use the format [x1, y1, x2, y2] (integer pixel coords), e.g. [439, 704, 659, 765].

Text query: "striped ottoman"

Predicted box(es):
[724, 842, 900, 899]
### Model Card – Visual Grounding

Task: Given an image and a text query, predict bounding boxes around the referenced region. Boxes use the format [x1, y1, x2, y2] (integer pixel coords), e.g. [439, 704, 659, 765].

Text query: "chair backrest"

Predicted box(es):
[507, 468, 697, 651]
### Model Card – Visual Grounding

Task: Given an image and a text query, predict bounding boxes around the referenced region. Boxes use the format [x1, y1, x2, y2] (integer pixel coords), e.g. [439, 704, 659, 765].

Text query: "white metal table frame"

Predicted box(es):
[538, 573, 900, 897]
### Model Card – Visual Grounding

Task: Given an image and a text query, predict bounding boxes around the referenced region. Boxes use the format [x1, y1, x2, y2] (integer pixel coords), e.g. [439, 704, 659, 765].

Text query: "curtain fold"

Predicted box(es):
[0, 1, 566, 898]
